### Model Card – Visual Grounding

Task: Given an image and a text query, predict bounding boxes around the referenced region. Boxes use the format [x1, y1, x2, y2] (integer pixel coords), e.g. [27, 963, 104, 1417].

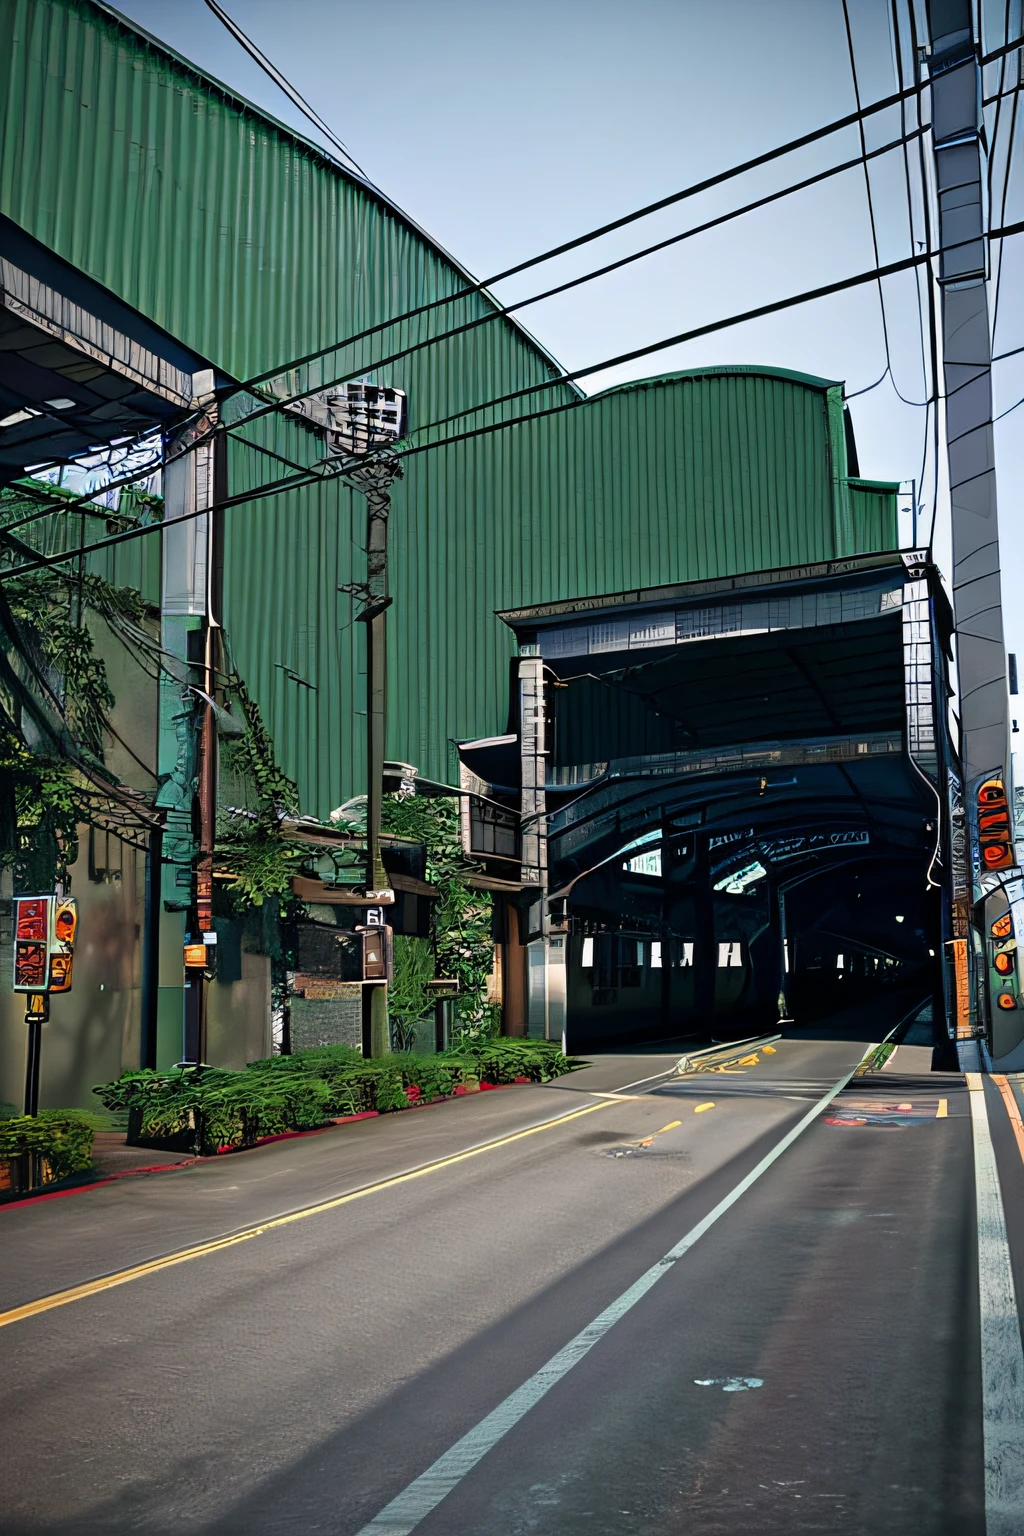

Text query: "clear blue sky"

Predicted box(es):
[114, 0, 1024, 682]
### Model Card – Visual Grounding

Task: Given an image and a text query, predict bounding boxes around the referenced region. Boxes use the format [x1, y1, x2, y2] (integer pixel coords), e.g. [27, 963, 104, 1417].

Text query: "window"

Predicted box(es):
[581, 935, 594, 968]
[681, 942, 694, 967]
[651, 942, 662, 968]
[469, 798, 519, 859]
[625, 848, 662, 877]
[718, 942, 743, 968]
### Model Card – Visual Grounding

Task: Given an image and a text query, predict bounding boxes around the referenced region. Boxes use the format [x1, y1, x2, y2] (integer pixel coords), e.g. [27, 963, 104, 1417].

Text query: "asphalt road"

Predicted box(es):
[0, 1001, 1019, 1535]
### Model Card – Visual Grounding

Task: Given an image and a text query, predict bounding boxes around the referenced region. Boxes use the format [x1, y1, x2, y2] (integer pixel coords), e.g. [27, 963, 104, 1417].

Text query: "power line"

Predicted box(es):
[7, 218, 1024, 581]
[225, 129, 935, 439]
[991, 10, 1022, 347]
[398, 221, 1024, 454]
[203, 0, 376, 188]
[5, 236, 1010, 585]
[889, 0, 935, 408]
[233, 28, 1024, 399]
[2, 122, 945, 541]
[8, 66, 1023, 544]
[240, 80, 932, 397]
[902, 0, 944, 554]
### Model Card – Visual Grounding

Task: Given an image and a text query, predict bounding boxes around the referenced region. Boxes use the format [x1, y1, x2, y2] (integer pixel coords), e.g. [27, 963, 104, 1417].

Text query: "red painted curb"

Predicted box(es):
[0, 1156, 199, 1210]
[214, 1110, 380, 1154]
[1, 1082, 539, 1207]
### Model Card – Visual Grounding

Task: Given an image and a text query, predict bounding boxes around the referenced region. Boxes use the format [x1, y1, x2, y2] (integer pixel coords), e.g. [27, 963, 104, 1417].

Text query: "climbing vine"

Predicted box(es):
[382, 792, 499, 1045]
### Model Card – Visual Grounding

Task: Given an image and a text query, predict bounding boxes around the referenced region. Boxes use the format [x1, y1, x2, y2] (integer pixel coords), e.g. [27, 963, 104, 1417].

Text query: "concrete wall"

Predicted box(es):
[0, 830, 145, 1113]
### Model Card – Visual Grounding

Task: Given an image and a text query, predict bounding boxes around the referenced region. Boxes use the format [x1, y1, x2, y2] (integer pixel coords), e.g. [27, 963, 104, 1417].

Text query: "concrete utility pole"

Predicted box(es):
[343, 452, 402, 1058]
[159, 385, 219, 1067]
[926, 0, 1011, 1041]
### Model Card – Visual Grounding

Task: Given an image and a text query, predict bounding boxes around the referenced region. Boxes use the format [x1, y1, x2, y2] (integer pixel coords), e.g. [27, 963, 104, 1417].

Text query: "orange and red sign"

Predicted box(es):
[13, 894, 78, 994]
[978, 778, 1015, 872]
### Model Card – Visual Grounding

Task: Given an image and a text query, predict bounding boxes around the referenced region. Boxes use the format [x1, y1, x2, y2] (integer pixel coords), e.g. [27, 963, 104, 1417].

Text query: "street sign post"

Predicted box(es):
[12, 894, 77, 1114]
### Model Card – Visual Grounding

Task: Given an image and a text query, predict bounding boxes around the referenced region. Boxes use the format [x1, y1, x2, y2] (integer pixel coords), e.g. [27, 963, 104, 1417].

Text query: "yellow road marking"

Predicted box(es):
[0, 1099, 616, 1331]
[657, 1121, 682, 1134]
[694, 1102, 715, 1114]
[937, 1098, 948, 1119]
[994, 1075, 1024, 1166]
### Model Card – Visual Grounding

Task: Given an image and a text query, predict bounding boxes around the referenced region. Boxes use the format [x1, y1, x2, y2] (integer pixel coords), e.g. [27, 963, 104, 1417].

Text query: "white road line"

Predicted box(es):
[966, 1074, 1024, 1535]
[353, 1047, 873, 1535]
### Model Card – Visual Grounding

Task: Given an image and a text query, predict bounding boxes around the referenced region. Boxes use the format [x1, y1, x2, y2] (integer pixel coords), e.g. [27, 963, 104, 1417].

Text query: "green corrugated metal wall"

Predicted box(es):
[1, 1, 900, 816]
[849, 479, 902, 555]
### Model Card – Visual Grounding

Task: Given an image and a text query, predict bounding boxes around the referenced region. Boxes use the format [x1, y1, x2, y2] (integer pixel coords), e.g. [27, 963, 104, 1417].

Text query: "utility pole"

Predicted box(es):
[344, 453, 402, 1058]
[926, 0, 1011, 1049]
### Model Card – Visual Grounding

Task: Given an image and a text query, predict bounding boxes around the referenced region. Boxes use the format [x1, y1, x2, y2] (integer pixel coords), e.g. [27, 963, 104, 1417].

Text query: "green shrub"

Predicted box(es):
[93, 1037, 586, 1155]
[0, 1111, 95, 1181]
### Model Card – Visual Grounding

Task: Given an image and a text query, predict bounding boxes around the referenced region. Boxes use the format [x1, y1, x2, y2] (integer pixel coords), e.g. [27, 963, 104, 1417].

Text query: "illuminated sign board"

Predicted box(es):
[13, 895, 78, 994]
[978, 778, 1014, 872]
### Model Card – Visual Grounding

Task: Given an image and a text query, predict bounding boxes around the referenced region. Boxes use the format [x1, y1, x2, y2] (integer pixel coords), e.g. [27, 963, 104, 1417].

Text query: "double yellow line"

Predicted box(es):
[0, 1099, 615, 1331]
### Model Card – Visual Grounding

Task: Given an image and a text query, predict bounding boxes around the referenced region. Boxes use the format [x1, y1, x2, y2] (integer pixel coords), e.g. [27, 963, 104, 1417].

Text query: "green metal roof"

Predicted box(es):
[590, 364, 845, 397]
[1, 0, 901, 818]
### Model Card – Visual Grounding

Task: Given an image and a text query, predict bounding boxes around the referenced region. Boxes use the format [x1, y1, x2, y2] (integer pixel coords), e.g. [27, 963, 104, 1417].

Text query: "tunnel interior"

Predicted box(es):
[540, 611, 944, 1052]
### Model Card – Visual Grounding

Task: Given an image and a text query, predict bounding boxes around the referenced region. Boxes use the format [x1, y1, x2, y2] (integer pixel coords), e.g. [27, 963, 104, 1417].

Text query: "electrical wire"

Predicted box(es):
[239, 125, 936, 422]
[203, 0, 377, 188]
[232, 28, 1024, 403]
[398, 222, 1022, 458]
[1, 123, 936, 543]
[842, 0, 929, 408]
[7, 223, 1024, 584]
[994, 389, 1024, 421]
[903, 0, 945, 555]
[8, 72, 1022, 546]
[991, 9, 1022, 347]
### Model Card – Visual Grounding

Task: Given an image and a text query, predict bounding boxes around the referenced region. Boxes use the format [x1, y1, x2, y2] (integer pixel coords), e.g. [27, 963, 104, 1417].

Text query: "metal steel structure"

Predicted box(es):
[0, 2, 904, 816]
[926, 0, 1014, 1056]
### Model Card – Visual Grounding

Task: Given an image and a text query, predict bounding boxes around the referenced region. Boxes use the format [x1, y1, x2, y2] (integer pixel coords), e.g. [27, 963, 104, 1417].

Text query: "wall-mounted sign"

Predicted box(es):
[978, 778, 1014, 872]
[425, 978, 460, 997]
[183, 943, 208, 968]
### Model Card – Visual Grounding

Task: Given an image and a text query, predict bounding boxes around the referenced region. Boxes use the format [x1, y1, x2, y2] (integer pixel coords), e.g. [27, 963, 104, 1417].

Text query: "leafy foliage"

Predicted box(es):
[5, 568, 147, 753]
[388, 934, 435, 1051]
[0, 1110, 95, 1181]
[381, 793, 498, 1046]
[0, 730, 82, 886]
[94, 1040, 584, 1155]
[0, 555, 151, 885]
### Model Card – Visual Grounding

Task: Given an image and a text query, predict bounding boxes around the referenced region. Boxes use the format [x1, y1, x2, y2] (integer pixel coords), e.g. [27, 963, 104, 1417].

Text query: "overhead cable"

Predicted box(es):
[901, 0, 944, 555]
[991, 5, 1022, 347]
[8, 231, 1022, 584]
[229, 128, 934, 431]
[203, 0, 377, 188]
[2, 122, 946, 540]
[238, 29, 1024, 396]
[394, 221, 1024, 456]
[842, 0, 929, 408]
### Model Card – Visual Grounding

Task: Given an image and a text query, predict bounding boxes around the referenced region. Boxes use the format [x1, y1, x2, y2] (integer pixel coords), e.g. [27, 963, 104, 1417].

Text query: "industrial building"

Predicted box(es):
[1, 0, 1008, 1105]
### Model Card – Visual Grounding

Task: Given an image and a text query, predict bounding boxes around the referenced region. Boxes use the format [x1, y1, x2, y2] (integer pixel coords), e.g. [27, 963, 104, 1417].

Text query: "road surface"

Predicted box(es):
[2, 1001, 1024, 1534]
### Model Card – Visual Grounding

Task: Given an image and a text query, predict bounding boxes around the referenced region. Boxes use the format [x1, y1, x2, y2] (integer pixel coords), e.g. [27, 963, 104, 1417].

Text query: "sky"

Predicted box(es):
[113, 0, 1024, 680]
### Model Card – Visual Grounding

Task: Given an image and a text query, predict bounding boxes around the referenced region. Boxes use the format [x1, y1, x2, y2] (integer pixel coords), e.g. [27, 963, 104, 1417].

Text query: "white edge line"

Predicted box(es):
[966, 1073, 1024, 1535]
[352, 1045, 875, 1535]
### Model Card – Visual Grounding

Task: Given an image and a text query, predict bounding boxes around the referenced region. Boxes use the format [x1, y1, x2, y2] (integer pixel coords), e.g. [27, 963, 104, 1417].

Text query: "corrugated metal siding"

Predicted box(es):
[1, 2, 900, 816]
[225, 371, 887, 813]
[849, 481, 900, 555]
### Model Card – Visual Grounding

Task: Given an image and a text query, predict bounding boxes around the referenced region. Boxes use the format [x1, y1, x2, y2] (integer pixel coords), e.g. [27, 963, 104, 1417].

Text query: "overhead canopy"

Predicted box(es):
[0, 216, 221, 482]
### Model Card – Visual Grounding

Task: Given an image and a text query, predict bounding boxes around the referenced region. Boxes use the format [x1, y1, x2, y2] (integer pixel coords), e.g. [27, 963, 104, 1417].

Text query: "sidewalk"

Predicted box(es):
[89, 1132, 196, 1178]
